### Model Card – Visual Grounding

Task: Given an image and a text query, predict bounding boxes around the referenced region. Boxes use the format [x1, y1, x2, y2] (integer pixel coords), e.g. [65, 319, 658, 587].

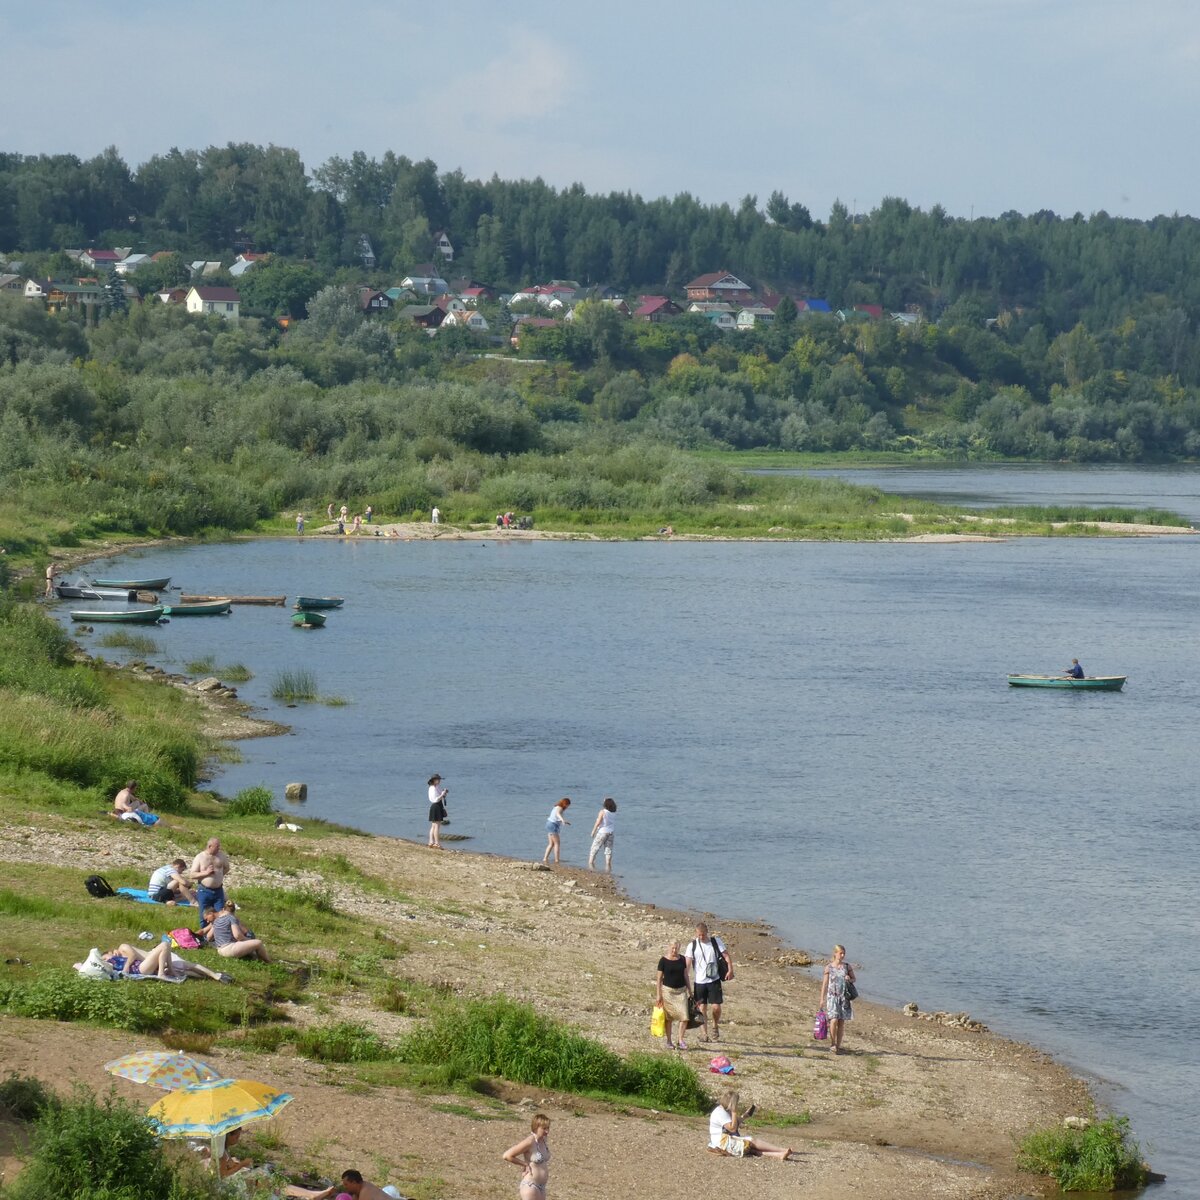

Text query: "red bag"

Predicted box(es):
[813, 1009, 828, 1041]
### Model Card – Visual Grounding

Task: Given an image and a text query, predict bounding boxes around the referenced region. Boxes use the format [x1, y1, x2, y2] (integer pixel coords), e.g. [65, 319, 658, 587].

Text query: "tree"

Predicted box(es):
[775, 295, 798, 326]
[105, 271, 128, 314]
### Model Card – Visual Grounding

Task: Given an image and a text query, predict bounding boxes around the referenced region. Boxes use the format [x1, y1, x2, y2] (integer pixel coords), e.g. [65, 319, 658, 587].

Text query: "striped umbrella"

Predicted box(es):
[103, 1050, 223, 1091]
[146, 1077, 293, 1140]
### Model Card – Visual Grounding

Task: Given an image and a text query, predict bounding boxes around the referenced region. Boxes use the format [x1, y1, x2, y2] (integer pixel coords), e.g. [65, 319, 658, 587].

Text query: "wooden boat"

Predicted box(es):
[1007, 674, 1127, 691]
[162, 600, 232, 616]
[91, 576, 171, 590]
[181, 594, 286, 606]
[70, 606, 165, 624]
[292, 611, 326, 628]
[294, 596, 343, 610]
[55, 583, 137, 602]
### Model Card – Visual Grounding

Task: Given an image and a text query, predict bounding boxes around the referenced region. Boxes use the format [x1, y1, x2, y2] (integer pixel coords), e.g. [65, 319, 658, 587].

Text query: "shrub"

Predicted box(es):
[398, 995, 710, 1113]
[0, 1073, 58, 1121]
[0, 971, 178, 1032]
[1018, 1116, 1148, 1192]
[226, 785, 274, 817]
[2, 1086, 223, 1200]
[294, 1021, 395, 1063]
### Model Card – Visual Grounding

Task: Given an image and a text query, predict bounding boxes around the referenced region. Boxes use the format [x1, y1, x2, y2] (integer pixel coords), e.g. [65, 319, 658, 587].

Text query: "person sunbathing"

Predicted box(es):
[101, 941, 232, 983]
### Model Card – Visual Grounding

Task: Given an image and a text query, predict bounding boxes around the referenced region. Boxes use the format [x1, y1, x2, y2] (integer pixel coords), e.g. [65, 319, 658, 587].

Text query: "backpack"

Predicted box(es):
[689, 936, 729, 982]
[85, 874, 116, 899]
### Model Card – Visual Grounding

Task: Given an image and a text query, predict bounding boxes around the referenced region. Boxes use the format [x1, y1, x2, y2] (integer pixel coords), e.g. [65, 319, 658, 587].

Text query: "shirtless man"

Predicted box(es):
[113, 780, 149, 815]
[286, 1169, 394, 1200]
[189, 837, 231, 914]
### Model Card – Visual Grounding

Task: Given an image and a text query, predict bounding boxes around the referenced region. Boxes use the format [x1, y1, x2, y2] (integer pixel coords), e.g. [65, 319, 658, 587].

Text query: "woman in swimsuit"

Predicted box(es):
[502, 1113, 552, 1198]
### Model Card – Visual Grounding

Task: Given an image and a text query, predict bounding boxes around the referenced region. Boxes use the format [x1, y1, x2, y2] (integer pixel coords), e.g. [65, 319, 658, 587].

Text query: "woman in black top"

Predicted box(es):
[656, 940, 692, 1050]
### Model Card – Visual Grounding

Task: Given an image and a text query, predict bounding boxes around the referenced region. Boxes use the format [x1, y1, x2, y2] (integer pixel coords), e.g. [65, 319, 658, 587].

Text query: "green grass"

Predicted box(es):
[186, 656, 253, 682]
[270, 668, 318, 701]
[224, 784, 274, 816]
[1018, 1117, 1148, 1192]
[97, 631, 160, 654]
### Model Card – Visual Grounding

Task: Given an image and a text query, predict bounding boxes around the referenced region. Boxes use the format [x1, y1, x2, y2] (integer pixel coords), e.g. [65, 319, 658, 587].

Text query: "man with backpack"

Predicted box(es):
[686, 921, 733, 1042]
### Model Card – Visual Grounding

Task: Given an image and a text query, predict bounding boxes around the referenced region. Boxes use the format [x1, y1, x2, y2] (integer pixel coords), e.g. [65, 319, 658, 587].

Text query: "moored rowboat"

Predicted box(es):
[71, 606, 165, 624]
[1007, 674, 1127, 691]
[55, 584, 137, 601]
[181, 594, 286, 606]
[162, 600, 232, 616]
[292, 611, 326, 628]
[91, 576, 172, 590]
[294, 596, 343, 610]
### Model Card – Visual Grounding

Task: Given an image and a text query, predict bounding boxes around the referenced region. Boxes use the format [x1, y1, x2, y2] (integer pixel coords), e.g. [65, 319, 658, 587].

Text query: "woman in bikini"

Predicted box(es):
[503, 1113, 552, 1198]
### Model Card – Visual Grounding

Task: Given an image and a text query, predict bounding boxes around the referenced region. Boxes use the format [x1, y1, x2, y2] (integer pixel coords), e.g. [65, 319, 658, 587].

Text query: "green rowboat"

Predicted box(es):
[162, 600, 232, 616]
[292, 611, 326, 628]
[71, 606, 165, 624]
[91, 576, 171, 590]
[294, 596, 343, 610]
[1007, 674, 1126, 691]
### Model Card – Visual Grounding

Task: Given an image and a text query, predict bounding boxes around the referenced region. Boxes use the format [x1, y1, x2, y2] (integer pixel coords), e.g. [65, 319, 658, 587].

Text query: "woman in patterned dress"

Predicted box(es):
[818, 944, 857, 1055]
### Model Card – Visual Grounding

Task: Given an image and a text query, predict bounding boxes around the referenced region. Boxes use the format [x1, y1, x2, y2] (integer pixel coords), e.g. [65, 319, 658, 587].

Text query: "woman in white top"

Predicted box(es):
[587, 797, 617, 872]
[427, 774, 448, 849]
[708, 1090, 791, 1160]
[541, 798, 571, 864]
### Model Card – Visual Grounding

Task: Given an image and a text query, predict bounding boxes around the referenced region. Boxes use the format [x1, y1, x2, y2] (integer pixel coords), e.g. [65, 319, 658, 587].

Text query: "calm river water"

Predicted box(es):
[69, 466, 1199, 1194]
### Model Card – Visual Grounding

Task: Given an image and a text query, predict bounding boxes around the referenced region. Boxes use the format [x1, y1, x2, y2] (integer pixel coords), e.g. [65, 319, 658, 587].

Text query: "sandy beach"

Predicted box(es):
[0, 799, 1089, 1199]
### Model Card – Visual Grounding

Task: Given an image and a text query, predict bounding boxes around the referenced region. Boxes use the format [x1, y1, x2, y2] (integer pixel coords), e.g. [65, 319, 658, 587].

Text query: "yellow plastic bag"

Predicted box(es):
[650, 1004, 666, 1038]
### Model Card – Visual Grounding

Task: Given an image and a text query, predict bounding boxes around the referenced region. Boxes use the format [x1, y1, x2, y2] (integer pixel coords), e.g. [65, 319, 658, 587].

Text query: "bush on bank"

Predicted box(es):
[1018, 1116, 1148, 1192]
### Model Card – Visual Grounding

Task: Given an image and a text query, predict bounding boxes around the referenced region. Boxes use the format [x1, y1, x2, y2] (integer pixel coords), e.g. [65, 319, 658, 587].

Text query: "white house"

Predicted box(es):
[433, 230, 454, 262]
[114, 253, 151, 276]
[736, 305, 775, 330]
[441, 310, 490, 332]
[401, 274, 450, 297]
[185, 285, 240, 321]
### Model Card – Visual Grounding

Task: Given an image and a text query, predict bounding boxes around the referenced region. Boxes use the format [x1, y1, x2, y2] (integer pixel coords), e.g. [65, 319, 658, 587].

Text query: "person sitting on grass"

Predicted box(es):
[211, 899, 271, 962]
[100, 941, 232, 983]
[197, 1127, 252, 1177]
[148, 858, 196, 906]
[111, 780, 158, 826]
[285, 1169, 396, 1200]
[707, 1090, 792, 1160]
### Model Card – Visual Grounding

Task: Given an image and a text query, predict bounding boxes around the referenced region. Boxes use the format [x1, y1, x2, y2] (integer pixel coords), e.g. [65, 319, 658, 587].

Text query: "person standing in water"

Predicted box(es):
[542, 798, 571, 864]
[587, 797, 617, 872]
[427, 774, 448, 849]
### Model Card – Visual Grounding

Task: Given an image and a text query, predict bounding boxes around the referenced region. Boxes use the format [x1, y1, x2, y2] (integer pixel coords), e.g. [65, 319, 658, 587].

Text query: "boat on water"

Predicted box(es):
[1007, 674, 1127, 691]
[55, 583, 137, 602]
[70, 606, 165, 624]
[162, 600, 232, 617]
[294, 596, 343, 610]
[292, 611, 327, 628]
[181, 594, 286, 606]
[90, 576, 172, 591]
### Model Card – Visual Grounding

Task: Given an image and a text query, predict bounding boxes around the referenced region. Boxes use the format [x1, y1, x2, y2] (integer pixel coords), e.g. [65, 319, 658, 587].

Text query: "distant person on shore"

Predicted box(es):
[656, 939, 692, 1050]
[503, 1113, 553, 1200]
[365, 504, 373, 524]
[296, 513, 305, 534]
[658, 525, 674, 536]
[686, 922, 732, 1042]
[427, 774, 448, 849]
[44, 562, 57, 597]
[340, 505, 348, 523]
[148, 858, 196, 905]
[587, 797, 617, 872]
[188, 837, 231, 914]
[351, 513, 362, 535]
[818, 943, 856, 1055]
[542, 798, 571, 864]
[326, 502, 334, 520]
[211, 899, 271, 962]
[336, 517, 345, 535]
[1065, 658, 1085, 678]
[112, 780, 158, 826]
[708, 1090, 792, 1160]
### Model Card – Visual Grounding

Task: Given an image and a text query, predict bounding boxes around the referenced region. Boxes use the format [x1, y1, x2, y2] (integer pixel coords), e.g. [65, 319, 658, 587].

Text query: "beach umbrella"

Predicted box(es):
[145, 1077, 293, 1140]
[103, 1050, 224, 1091]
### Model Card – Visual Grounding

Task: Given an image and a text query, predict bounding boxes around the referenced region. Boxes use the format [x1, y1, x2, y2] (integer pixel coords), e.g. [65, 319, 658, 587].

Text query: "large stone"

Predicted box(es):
[285, 782, 308, 802]
[195, 677, 223, 692]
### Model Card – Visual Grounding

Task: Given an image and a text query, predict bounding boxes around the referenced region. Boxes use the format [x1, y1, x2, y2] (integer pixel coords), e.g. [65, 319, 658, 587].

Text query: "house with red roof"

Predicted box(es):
[185, 285, 240, 321]
[853, 304, 884, 320]
[683, 271, 752, 303]
[634, 296, 681, 323]
[80, 249, 125, 271]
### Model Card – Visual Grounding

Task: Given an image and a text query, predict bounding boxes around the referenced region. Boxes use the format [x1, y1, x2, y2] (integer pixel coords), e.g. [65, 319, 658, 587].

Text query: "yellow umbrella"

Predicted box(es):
[146, 1077, 293, 1140]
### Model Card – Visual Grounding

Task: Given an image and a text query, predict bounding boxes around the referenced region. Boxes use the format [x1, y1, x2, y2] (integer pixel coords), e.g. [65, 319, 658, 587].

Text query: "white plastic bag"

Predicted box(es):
[73, 947, 115, 980]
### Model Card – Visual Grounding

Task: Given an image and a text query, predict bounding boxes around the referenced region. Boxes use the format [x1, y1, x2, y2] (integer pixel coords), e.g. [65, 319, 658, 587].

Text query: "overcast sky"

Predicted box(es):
[3, 0, 1196, 220]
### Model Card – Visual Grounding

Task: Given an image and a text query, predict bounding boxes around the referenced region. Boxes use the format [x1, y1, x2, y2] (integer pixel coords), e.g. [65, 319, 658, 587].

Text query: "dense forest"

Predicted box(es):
[3, 142, 1200, 462]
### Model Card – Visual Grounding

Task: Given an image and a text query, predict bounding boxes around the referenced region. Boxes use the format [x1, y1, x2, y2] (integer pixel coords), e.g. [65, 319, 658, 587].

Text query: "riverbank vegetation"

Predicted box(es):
[1018, 1116, 1149, 1192]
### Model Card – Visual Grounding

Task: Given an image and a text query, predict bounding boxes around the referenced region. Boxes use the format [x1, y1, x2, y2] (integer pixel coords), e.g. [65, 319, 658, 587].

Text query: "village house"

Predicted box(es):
[797, 299, 832, 314]
[396, 304, 446, 330]
[358, 287, 392, 314]
[401, 273, 450, 297]
[458, 285, 495, 306]
[510, 315, 559, 348]
[684, 271, 752, 303]
[114, 253, 152, 276]
[79, 249, 125, 271]
[736, 305, 776, 330]
[0, 273, 24, 293]
[155, 288, 189, 305]
[432, 231, 454, 262]
[229, 252, 269, 277]
[702, 310, 737, 332]
[384, 286, 416, 305]
[189, 261, 223, 277]
[633, 296, 681, 323]
[441, 309, 490, 332]
[185, 285, 240, 321]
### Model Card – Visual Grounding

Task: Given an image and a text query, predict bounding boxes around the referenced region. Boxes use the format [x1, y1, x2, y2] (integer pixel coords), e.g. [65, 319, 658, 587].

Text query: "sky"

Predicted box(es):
[3, 0, 1197, 221]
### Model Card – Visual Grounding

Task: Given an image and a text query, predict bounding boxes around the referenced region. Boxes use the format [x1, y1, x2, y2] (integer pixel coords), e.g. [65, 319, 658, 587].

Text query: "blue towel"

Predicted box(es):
[116, 887, 193, 907]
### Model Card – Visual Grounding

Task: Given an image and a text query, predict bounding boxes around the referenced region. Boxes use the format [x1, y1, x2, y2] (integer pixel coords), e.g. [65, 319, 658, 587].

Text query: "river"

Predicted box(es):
[67, 464, 1200, 1195]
